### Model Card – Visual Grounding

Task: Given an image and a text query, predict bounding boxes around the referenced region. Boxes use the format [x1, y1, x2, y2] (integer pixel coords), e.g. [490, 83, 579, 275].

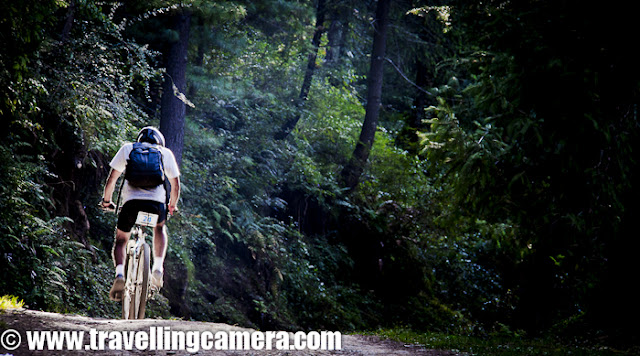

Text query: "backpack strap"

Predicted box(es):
[164, 179, 171, 206]
[115, 172, 125, 214]
[158, 146, 170, 205]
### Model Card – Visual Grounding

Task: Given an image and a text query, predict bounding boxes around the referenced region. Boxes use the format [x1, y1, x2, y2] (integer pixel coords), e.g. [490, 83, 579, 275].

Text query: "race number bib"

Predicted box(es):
[135, 212, 159, 227]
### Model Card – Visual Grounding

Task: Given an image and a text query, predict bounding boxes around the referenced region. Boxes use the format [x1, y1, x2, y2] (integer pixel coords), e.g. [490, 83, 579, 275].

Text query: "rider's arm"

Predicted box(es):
[168, 176, 180, 215]
[102, 168, 122, 207]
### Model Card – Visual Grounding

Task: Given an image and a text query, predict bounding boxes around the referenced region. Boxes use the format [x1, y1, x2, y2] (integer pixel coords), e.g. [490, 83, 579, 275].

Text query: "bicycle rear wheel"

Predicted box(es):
[122, 242, 134, 319]
[122, 242, 150, 319]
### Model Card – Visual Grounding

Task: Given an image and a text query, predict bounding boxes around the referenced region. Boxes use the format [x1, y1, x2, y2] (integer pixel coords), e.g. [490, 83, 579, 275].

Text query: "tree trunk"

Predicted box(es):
[274, 0, 327, 140]
[397, 58, 431, 153]
[325, 18, 343, 65]
[187, 30, 207, 116]
[340, 0, 391, 190]
[60, 0, 76, 42]
[159, 9, 191, 167]
[324, 0, 351, 66]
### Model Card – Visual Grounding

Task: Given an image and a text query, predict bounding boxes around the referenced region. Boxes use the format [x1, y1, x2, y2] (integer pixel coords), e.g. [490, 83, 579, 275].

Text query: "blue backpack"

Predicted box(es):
[125, 142, 165, 188]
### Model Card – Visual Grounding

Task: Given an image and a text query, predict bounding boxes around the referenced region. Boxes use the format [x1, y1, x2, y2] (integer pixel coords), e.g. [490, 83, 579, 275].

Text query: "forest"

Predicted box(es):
[1, 0, 640, 353]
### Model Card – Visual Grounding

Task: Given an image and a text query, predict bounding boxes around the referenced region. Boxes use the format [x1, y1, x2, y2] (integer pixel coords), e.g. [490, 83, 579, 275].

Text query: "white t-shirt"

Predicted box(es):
[110, 142, 181, 204]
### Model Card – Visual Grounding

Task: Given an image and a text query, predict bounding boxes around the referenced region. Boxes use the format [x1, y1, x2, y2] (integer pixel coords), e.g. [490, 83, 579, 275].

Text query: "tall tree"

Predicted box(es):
[159, 7, 192, 167]
[324, 12, 344, 65]
[274, 0, 327, 140]
[340, 0, 390, 190]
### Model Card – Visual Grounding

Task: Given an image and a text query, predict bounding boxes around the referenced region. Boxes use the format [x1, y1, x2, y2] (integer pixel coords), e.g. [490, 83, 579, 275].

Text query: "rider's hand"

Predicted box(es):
[100, 199, 116, 212]
[168, 204, 178, 216]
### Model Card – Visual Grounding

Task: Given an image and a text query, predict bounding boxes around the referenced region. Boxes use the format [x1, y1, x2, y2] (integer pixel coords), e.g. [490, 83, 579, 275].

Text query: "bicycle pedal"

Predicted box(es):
[148, 286, 160, 298]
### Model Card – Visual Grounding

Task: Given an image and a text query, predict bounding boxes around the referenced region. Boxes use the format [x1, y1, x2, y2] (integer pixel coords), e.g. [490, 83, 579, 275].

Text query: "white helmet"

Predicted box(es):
[137, 126, 165, 146]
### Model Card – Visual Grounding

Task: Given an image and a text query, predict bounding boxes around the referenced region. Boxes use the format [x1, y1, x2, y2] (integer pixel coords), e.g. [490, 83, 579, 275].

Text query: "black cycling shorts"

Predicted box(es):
[117, 200, 167, 232]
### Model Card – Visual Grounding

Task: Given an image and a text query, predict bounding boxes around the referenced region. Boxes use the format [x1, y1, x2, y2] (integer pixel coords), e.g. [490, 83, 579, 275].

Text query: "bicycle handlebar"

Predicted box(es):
[99, 200, 178, 218]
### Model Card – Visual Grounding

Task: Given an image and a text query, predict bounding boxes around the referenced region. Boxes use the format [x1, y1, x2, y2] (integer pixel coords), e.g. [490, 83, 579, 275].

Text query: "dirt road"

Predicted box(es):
[0, 309, 463, 355]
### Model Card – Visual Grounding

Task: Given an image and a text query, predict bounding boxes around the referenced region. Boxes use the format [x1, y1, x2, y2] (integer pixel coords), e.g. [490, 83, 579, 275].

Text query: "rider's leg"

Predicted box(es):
[112, 228, 132, 275]
[150, 222, 167, 288]
[110, 228, 131, 301]
[152, 222, 167, 272]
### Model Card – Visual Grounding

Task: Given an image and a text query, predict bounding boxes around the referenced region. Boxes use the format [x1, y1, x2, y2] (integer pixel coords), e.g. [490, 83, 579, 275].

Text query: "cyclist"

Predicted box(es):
[101, 126, 181, 302]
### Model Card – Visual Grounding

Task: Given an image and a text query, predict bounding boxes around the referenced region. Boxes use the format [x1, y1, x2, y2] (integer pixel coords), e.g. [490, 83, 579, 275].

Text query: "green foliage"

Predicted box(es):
[0, 0, 62, 83]
[300, 75, 366, 162]
[0, 295, 25, 311]
[0, 0, 165, 317]
[0, 144, 65, 307]
[171, 86, 379, 329]
[0, 194, 91, 312]
[166, 0, 513, 332]
[418, 0, 640, 337]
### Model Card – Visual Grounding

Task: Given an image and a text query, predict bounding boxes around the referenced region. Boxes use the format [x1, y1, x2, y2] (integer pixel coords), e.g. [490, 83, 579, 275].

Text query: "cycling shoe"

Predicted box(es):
[151, 270, 163, 290]
[109, 275, 125, 302]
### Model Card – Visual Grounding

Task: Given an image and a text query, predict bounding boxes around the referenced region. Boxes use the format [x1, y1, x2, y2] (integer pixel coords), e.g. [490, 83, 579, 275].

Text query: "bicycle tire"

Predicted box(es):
[122, 242, 134, 319]
[122, 241, 150, 319]
[135, 242, 150, 319]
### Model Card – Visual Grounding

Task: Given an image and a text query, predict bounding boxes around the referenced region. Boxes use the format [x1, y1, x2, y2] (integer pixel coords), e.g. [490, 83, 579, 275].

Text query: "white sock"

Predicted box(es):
[115, 264, 124, 277]
[152, 256, 164, 274]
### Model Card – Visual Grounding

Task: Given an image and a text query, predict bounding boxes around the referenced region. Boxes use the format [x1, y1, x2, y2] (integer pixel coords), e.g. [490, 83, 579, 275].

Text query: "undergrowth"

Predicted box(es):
[365, 328, 639, 356]
[0, 295, 24, 311]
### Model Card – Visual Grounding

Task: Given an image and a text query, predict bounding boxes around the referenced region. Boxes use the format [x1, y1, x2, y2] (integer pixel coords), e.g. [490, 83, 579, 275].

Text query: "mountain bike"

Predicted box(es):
[121, 211, 160, 320]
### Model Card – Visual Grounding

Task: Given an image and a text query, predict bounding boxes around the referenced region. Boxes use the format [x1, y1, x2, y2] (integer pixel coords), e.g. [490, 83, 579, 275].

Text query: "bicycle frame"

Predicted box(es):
[121, 212, 158, 320]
